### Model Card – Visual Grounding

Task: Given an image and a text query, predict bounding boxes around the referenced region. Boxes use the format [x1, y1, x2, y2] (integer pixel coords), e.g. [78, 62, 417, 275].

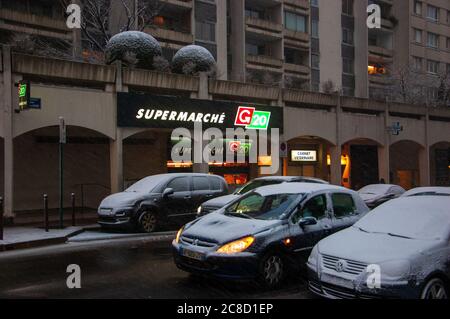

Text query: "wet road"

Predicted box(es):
[0, 236, 314, 299]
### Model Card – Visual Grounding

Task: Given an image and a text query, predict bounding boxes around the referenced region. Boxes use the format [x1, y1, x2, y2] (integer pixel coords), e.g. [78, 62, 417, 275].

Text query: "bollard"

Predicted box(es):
[44, 194, 49, 232]
[71, 193, 76, 226]
[0, 197, 3, 240]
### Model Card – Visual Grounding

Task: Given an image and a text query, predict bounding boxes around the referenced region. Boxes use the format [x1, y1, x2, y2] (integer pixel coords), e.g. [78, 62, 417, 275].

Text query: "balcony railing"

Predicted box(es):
[159, 0, 193, 9]
[146, 27, 193, 44]
[245, 17, 283, 34]
[284, 63, 310, 75]
[247, 55, 284, 68]
[284, 0, 310, 10]
[368, 45, 394, 59]
[0, 9, 67, 32]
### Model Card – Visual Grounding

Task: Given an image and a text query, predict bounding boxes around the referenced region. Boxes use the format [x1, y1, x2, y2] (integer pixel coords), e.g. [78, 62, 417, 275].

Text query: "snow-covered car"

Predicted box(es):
[307, 196, 450, 299]
[358, 184, 405, 208]
[401, 187, 450, 197]
[173, 183, 368, 287]
[197, 176, 328, 216]
[98, 173, 227, 232]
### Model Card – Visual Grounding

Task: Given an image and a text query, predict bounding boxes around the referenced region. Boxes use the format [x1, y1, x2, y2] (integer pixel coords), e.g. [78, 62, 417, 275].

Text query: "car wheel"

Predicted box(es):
[421, 278, 448, 299]
[259, 254, 284, 288]
[138, 211, 158, 233]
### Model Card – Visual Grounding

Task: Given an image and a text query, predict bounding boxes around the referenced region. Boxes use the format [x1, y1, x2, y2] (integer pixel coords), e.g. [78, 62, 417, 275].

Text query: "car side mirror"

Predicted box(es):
[162, 188, 174, 198]
[299, 216, 318, 228]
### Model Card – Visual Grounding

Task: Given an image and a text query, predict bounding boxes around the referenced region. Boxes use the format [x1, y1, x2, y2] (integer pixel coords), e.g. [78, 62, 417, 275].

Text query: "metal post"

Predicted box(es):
[59, 117, 66, 229]
[44, 194, 49, 232]
[71, 193, 76, 226]
[0, 197, 4, 240]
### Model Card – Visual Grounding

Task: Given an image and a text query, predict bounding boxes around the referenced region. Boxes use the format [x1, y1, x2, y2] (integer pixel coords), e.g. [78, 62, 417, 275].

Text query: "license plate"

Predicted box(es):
[321, 273, 354, 290]
[181, 248, 205, 261]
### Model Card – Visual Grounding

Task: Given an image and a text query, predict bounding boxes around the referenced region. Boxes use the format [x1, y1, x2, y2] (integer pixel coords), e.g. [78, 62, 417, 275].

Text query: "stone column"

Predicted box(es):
[329, 145, 342, 186]
[419, 109, 431, 186]
[229, 0, 246, 82]
[377, 146, 390, 183]
[2, 46, 14, 218]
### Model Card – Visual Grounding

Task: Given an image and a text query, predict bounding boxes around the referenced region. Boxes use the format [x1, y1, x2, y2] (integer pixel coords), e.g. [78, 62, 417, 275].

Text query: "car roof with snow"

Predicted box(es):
[254, 176, 327, 182]
[402, 186, 450, 197]
[253, 182, 354, 196]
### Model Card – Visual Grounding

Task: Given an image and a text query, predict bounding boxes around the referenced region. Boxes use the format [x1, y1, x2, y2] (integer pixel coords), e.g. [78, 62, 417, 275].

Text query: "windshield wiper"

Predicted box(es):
[225, 212, 254, 219]
[387, 233, 413, 239]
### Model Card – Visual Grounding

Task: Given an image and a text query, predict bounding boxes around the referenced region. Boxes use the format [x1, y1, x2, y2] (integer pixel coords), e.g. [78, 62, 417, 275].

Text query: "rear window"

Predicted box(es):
[332, 193, 356, 218]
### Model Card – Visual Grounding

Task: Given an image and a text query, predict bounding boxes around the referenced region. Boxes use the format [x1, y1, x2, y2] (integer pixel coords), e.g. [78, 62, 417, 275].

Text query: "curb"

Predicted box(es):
[67, 230, 177, 243]
[0, 228, 84, 252]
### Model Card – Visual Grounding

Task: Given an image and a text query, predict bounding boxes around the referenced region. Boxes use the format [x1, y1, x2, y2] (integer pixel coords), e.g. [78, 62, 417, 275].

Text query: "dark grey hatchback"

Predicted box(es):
[173, 183, 369, 287]
[98, 173, 227, 232]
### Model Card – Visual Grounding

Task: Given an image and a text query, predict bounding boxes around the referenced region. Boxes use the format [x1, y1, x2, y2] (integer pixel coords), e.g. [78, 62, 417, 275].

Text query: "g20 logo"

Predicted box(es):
[234, 106, 271, 130]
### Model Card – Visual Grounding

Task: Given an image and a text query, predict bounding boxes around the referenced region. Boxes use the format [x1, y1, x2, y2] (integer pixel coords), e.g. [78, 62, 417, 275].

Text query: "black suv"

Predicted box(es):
[98, 173, 228, 232]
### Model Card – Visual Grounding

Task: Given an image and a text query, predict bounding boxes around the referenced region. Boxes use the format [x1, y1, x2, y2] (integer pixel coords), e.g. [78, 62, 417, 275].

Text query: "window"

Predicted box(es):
[246, 43, 265, 56]
[285, 12, 307, 33]
[311, 0, 319, 7]
[342, 0, 354, 16]
[413, 56, 423, 71]
[311, 19, 319, 38]
[332, 193, 356, 218]
[414, 29, 422, 43]
[414, 1, 422, 15]
[427, 60, 440, 74]
[427, 5, 439, 21]
[245, 8, 263, 19]
[311, 54, 320, 69]
[301, 195, 328, 220]
[209, 177, 223, 191]
[195, 21, 215, 42]
[427, 32, 439, 48]
[342, 28, 354, 45]
[193, 177, 210, 191]
[167, 177, 189, 193]
[343, 58, 354, 74]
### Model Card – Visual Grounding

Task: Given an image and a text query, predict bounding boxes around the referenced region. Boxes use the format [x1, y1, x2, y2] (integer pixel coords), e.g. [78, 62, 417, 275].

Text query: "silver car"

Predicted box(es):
[307, 196, 450, 299]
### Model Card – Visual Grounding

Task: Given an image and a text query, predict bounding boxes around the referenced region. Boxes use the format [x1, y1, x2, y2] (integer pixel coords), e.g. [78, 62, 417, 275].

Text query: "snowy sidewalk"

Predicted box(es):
[0, 226, 84, 251]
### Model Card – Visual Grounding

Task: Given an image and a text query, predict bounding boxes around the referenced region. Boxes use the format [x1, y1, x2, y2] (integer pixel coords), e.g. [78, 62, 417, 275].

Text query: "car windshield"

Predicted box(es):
[125, 175, 167, 193]
[235, 179, 283, 195]
[225, 192, 300, 220]
[354, 198, 450, 240]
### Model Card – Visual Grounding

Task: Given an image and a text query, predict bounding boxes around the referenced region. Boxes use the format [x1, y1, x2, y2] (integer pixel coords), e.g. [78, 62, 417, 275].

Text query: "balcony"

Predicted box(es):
[368, 45, 394, 64]
[158, 0, 193, 10]
[0, 9, 70, 39]
[246, 17, 283, 40]
[381, 18, 394, 30]
[146, 27, 193, 45]
[283, 29, 309, 49]
[247, 54, 283, 69]
[283, 0, 309, 12]
[284, 63, 310, 75]
[369, 74, 392, 86]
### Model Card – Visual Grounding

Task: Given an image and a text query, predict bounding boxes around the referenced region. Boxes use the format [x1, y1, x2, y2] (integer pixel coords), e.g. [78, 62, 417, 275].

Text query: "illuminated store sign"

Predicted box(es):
[117, 93, 282, 132]
[291, 150, 317, 162]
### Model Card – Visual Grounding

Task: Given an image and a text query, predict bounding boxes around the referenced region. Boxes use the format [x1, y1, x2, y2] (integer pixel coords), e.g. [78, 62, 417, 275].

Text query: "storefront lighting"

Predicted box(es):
[257, 156, 272, 166]
[326, 155, 349, 166]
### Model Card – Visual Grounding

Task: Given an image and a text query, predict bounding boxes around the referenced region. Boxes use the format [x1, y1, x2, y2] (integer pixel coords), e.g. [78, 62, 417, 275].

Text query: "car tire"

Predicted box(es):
[421, 277, 448, 299]
[258, 253, 285, 288]
[138, 210, 158, 233]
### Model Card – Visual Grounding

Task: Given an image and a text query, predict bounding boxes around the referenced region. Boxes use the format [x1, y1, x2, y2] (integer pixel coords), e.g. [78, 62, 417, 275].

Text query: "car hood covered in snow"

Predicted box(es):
[318, 227, 440, 264]
[201, 194, 241, 208]
[99, 191, 148, 208]
[183, 212, 281, 244]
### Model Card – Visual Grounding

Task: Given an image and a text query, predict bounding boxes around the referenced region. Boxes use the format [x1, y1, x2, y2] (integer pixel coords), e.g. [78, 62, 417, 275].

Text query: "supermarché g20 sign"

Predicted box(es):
[117, 93, 283, 132]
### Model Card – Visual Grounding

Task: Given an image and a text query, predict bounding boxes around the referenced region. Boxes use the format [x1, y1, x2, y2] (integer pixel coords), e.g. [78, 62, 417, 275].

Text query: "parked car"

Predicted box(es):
[197, 176, 328, 217]
[98, 173, 228, 232]
[357, 184, 405, 208]
[173, 183, 369, 287]
[307, 196, 450, 299]
[401, 186, 450, 197]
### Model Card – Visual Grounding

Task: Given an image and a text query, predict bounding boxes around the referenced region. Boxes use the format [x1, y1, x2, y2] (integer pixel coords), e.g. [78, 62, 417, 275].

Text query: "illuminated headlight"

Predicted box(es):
[308, 245, 319, 268]
[377, 259, 411, 280]
[175, 227, 184, 244]
[197, 206, 202, 214]
[217, 236, 255, 254]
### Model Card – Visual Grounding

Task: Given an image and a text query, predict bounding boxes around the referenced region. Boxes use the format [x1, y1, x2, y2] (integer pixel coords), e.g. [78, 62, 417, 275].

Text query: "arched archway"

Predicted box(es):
[390, 140, 425, 190]
[342, 138, 383, 190]
[430, 141, 450, 186]
[13, 126, 111, 217]
[286, 136, 334, 182]
[122, 129, 170, 189]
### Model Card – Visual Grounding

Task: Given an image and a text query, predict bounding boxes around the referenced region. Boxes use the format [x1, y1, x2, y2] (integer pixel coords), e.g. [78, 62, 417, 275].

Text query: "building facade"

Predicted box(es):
[0, 1, 450, 221]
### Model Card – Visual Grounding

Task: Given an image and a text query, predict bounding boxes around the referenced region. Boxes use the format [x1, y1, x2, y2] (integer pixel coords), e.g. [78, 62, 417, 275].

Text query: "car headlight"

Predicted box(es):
[197, 206, 202, 214]
[175, 227, 184, 244]
[217, 236, 255, 254]
[377, 259, 411, 280]
[308, 245, 319, 267]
